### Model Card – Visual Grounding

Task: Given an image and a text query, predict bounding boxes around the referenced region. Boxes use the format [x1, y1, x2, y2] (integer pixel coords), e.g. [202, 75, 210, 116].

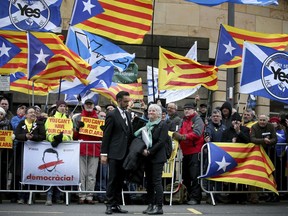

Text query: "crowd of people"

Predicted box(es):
[0, 93, 287, 214]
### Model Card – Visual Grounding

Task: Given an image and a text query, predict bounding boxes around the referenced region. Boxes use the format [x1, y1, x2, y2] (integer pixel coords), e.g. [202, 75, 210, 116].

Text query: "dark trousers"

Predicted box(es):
[106, 159, 126, 206]
[182, 153, 202, 202]
[145, 162, 165, 206]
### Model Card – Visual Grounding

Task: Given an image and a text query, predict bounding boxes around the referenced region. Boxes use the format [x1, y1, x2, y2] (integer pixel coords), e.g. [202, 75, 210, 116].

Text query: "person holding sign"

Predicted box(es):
[101, 91, 133, 215]
[73, 99, 102, 204]
[44, 100, 73, 206]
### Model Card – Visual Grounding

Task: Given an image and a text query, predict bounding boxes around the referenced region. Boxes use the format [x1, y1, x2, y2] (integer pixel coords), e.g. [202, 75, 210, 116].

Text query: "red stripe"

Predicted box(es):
[167, 78, 218, 87]
[100, 1, 152, 20]
[2, 63, 26, 69]
[178, 71, 214, 79]
[115, 0, 153, 9]
[82, 20, 144, 39]
[223, 58, 242, 66]
[229, 31, 288, 43]
[96, 14, 151, 31]
[177, 64, 215, 70]
[220, 145, 260, 153]
[11, 83, 48, 92]
[213, 173, 275, 186]
[231, 163, 268, 173]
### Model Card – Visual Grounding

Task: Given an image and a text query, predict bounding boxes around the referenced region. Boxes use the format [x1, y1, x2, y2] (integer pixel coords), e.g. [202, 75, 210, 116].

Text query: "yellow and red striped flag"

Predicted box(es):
[75, 0, 153, 44]
[28, 32, 91, 85]
[91, 78, 143, 104]
[10, 72, 59, 96]
[202, 142, 278, 194]
[158, 47, 218, 91]
[0, 30, 27, 75]
[215, 24, 288, 69]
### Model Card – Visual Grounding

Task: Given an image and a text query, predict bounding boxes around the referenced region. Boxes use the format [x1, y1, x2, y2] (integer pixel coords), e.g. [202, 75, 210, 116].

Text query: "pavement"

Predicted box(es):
[0, 199, 287, 216]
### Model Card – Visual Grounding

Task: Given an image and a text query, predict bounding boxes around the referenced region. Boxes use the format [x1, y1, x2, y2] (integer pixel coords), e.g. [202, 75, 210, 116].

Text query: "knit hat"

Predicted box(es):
[56, 100, 67, 108]
[269, 117, 280, 124]
[231, 112, 242, 122]
[84, 99, 94, 105]
[0, 107, 6, 116]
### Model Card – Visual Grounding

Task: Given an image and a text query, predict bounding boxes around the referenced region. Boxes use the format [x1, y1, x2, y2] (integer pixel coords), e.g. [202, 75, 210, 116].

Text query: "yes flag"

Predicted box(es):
[199, 142, 278, 194]
[240, 42, 288, 104]
[0, 36, 21, 68]
[0, 0, 62, 32]
[158, 47, 218, 91]
[215, 24, 288, 69]
[70, 0, 104, 26]
[185, 0, 278, 6]
[66, 26, 135, 72]
[75, 0, 153, 44]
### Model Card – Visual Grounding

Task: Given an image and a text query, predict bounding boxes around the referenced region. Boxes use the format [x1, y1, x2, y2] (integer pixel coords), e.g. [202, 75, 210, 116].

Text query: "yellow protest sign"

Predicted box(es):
[46, 117, 73, 136]
[0, 130, 13, 149]
[79, 117, 105, 137]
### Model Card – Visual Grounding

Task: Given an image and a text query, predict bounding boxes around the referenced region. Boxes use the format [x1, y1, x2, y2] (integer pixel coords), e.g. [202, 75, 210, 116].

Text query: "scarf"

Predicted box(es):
[134, 117, 161, 148]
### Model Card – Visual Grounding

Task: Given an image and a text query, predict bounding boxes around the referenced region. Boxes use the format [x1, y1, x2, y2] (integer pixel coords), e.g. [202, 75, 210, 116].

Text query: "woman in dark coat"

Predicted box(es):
[134, 104, 169, 215]
[15, 106, 46, 142]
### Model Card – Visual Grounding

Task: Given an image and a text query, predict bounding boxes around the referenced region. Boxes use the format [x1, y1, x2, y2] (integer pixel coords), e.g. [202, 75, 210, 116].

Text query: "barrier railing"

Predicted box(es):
[0, 139, 181, 206]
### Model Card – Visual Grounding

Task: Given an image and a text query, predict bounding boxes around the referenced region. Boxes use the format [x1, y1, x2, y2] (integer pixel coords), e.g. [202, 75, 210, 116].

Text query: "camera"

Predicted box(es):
[133, 101, 141, 108]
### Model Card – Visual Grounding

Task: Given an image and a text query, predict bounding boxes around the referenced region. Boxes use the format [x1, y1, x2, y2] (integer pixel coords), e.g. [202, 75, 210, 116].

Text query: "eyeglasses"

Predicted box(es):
[167, 107, 175, 110]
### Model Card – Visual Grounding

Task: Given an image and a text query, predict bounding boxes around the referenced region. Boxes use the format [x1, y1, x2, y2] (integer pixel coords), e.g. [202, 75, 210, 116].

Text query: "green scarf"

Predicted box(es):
[134, 118, 161, 148]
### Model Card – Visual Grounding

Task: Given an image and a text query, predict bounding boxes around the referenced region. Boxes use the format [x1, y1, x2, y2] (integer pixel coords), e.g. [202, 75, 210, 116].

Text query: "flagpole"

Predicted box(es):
[58, 77, 62, 101]
[44, 92, 49, 113]
[226, 3, 235, 107]
[150, 0, 156, 103]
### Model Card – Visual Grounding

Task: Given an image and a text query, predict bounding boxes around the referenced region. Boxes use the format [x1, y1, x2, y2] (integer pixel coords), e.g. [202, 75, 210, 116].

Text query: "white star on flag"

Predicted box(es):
[83, 0, 95, 14]
[223, 41, 236, 56]
[216, 156, 231, 172]
[0, 42, 11, 57]
[35, 49, 50, 65]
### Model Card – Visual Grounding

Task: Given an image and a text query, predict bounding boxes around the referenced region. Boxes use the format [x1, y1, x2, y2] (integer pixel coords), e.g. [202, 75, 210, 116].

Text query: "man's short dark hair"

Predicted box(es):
[0, 97, 8, 103]
[116, 91, 130, 100]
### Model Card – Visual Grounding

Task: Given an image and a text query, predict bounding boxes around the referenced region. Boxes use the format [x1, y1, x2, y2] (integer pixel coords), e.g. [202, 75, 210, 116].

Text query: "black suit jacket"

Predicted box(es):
[101, 108, 133, 160]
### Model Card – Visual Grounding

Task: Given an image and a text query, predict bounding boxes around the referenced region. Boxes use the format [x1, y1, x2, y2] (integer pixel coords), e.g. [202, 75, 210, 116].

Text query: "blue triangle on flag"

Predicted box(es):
[199, 142, 238, 178]
[70, 0, 104, 26]
[0, 36, 21, 67]
[28, 32, 54, 80]
[215, 25, 242, 67]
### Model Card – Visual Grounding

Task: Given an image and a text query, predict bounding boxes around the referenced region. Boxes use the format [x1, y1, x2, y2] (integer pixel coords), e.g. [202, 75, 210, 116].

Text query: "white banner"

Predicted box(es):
[22, 141, 80, 186]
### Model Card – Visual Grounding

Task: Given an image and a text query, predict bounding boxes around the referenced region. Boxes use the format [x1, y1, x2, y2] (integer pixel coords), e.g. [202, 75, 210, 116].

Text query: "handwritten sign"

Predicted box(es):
[0, 130, 13, 149]
[79, 117, 105, 137]
[46, 118, 73, 136]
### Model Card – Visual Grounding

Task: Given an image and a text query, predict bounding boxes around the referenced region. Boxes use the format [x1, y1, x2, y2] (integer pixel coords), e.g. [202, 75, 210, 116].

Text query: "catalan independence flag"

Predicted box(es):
[199, 142, 278, 194]
[0, 30, 27, 75]
[158, 47, 218, 91]
[10, 72, 59, 96]
[91, 78, 143, 104]
[75, 0, 153, 44]
[215, 24, 288, 69]
[28, 32, 91, 85]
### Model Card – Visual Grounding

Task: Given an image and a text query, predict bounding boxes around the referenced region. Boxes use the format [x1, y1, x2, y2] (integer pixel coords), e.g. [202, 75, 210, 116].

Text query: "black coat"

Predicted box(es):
[221, 125, 250, 143]
[15, 120, 46, 142]
[101, 108, 133, 160]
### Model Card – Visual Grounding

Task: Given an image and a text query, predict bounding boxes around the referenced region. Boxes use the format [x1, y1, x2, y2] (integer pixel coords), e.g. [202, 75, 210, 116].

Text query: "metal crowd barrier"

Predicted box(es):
[199, 142, 288, 206]
[0, 140, 181, 206]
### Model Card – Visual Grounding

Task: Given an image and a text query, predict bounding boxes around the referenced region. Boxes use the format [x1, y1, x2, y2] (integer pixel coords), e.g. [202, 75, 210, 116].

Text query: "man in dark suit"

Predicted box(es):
[101, 91, 133, 215]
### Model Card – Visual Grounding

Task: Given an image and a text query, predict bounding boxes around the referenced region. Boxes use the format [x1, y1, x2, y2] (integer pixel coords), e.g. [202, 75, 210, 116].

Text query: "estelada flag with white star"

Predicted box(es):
[27, 31, 91, 85]
[70, 0, 104, 26]
[199, 142, 278, 194]
[158, 47, 218, 91]
[215, 24, 288, 69]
